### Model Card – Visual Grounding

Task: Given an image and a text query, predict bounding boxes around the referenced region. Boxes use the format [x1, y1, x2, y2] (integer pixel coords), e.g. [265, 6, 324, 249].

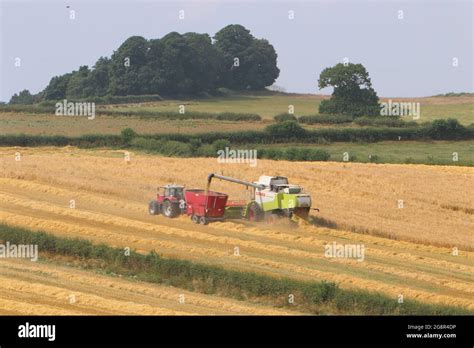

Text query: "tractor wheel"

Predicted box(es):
[191, 215, 199, 224]
[199, 216, 208, 225]
[162, 200, 179, 218]
[247, 202, 263, 222]
[148, 201, 160, 215]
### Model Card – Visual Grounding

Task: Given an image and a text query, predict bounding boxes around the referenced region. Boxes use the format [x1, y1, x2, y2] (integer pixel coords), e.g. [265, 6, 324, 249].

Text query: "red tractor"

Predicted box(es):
[148, 184, 186, 218]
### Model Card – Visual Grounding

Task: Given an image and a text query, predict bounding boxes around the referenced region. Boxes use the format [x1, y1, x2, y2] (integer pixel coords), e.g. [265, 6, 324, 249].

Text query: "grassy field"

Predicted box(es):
[1, 94, 472, 137]
[103, 93, 325, 119]
[256, 140, 474, 166]
[0, 112, 268, 136]
[104, 94, 474, 124]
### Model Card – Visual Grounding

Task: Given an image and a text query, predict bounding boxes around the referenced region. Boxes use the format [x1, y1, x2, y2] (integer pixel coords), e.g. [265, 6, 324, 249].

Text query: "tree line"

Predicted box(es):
[9, 24, 279, 103]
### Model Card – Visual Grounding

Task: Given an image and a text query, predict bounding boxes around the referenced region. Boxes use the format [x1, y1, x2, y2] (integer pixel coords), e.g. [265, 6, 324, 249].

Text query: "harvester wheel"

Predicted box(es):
[199, 216, 208, 225]
[162, 200, 179, 218]
[148, 201, 160, 215]
[191, 215, 199, 224]
[247, 202, 263, 222]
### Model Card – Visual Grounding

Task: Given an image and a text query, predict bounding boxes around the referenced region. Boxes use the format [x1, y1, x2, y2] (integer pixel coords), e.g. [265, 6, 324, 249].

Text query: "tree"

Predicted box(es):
[87, 57, 111, 97]
[318, 63, 380, 117]
[66, 66, 92, 98]
[158, 32, 194, 95]
[30, 25, 280, 101]
[244, 39, 279, 90]
[9, 89, 36, 104]
[43, 73, 73, 100]
[108, 36, 149, 95]
[214, 24, 279, 90]
[183, 32, 221, 93]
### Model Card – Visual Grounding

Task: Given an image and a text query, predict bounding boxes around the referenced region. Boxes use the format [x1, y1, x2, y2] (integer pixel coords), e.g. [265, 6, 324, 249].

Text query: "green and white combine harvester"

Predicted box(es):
[206, 173, 316, 222]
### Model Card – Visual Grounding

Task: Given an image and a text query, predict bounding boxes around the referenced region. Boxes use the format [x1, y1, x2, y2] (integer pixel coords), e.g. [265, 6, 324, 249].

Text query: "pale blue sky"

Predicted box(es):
[0, 0, 472, 102]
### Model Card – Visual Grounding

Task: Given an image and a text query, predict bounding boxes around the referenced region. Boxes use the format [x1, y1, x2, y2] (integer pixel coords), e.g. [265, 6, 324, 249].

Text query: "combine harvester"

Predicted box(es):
[148, 173, 316, 224]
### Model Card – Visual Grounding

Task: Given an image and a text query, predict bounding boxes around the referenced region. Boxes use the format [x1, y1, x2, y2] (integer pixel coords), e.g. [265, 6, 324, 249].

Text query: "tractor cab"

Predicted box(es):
[158, 185, 185, 201]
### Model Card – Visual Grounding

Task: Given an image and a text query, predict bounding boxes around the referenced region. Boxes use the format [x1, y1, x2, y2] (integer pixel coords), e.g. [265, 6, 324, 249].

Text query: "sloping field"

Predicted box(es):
[0, 258, 293, 315]
[0, 147, 473, 310]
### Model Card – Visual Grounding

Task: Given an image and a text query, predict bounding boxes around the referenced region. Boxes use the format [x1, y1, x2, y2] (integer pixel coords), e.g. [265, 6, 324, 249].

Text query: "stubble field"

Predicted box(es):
[0, 146, 473, 313]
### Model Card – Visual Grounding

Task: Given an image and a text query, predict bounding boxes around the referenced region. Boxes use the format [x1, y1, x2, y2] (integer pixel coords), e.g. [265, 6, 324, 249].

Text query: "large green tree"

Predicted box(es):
[108, 36, 149, 96]
[65, 66, 92, 98]
[182, 32, 221, 93]
[214, 24, 279, 90]
[87, 57, 111, 97]
[43, 73, 73, 100]
[318, 63, 380, 117]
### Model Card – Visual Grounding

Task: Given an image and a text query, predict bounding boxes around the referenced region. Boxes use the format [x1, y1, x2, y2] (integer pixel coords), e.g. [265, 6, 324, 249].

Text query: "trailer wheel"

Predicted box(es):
[191, 215, 199, 224]
[148, 201, 160, 215]
[199, 216, 208, 225]
[162, 200, 179, 218]
[247, 202, 263, 222]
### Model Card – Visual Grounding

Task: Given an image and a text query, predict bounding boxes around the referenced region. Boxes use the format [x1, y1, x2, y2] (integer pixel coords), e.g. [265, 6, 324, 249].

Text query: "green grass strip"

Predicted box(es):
[0, 223, 470, 315]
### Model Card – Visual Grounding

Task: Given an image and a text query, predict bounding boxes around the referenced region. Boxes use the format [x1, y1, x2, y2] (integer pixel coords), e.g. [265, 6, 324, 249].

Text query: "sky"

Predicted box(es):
[0, 0, 472, 102]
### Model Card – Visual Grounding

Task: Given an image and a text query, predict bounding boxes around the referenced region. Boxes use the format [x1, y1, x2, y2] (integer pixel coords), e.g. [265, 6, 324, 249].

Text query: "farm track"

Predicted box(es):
[0, 147, 473, 312]
[0, 258, 295, 315]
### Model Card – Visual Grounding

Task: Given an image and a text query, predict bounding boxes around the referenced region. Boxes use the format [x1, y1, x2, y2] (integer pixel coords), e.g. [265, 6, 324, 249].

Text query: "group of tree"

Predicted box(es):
[9, 21, 383, 120]
[12, 24, 279, 103]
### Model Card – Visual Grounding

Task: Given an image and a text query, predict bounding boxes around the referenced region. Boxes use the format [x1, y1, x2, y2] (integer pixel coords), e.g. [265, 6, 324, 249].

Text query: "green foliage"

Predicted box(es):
[43, 73, 73, 100]
[368, 154, 379, 163]
[214, 112, 261, 121]
[120, 128, 137, 144]
[1, 103, 261, 121]
[428, 118, 465, 139]
[0, 223, 469, 315]
[318, 63, 380, 117]
[159, 140, 193, 157]
[273, 113, 298, 122]
[212, 139, 231, 153]
[9, 90, 38, 104]
[264, 120, 306, 141]
[108, 36, 149, 96]
[213, 24, 279, 90]
[66, 66, 93, 98]
[298, 114, 353, 124]
[98, 109, 261, 121]
[37, 25, 278, 101]
[195, 144, 215, 157]
[258, 147, 330, 161]
[354, 116, 418, 128]
[130, 137, 163, 151]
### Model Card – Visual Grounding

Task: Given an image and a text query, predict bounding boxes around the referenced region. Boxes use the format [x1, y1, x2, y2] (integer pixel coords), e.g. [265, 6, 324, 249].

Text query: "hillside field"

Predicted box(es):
[0, 94, 472, 138]
[0, 147, 472, 313]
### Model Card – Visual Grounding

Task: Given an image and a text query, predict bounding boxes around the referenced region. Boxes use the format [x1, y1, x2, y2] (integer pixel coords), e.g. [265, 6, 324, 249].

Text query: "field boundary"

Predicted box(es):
[0, 223, 470, 315]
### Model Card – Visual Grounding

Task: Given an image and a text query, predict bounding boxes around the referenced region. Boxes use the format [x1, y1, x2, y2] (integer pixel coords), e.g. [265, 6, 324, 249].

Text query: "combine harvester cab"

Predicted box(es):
[184, 189, 228, 225]
[253, 175, 312, 221]
[207, 173, 314, 222]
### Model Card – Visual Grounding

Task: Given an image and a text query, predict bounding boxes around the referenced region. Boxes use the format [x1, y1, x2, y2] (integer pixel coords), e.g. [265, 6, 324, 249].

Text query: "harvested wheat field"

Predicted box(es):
[0, 147, 473, 311]
[0, 258, 294, 315]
